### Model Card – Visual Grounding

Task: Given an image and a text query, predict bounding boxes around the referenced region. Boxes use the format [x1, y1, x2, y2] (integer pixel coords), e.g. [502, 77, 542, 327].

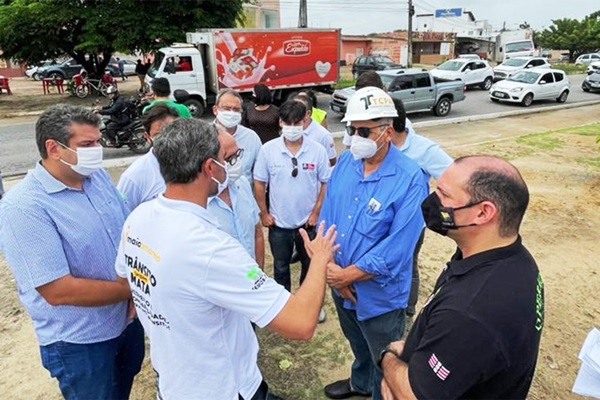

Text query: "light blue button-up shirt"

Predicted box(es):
[0, 162, 129, 345]
[319, 147, 428, 320]
[207, 176, 259, 258]
[397, 132, 453, 180]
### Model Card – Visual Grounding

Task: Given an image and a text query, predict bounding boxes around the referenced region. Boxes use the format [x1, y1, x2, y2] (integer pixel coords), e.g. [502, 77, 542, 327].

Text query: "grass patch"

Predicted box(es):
[516, 132, 563, 151]
[551, 63, 588, 75]
[576, 156, 600, 169]
[334, 78, 355, 89]
[554, 123, 600, 137]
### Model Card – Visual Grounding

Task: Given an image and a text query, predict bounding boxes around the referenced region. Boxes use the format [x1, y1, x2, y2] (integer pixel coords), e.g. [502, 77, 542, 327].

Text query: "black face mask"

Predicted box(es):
[421, 192, 482, 236]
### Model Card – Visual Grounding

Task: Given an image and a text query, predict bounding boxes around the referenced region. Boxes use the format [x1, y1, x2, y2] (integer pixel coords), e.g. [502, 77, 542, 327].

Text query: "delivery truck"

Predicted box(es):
[495, 29, 535, 63]
[145, 28, 341, 117]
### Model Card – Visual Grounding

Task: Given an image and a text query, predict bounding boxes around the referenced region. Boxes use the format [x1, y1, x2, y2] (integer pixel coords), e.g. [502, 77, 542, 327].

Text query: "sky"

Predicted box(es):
[278, 0, 600, 34]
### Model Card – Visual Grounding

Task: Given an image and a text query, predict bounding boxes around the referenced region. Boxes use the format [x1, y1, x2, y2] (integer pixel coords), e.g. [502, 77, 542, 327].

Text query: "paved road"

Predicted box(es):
[1, 75, 598, 175]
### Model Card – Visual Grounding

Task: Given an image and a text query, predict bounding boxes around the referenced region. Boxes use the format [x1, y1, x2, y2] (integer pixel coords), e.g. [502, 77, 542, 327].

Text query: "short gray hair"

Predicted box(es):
[35, 104, 100, 158]
[153, 119, 220, 184]
[215, 88, 243, 107]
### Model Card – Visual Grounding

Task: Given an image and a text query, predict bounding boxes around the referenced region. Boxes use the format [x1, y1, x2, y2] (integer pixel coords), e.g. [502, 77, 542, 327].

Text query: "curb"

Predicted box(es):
[330, 99, 600, 138]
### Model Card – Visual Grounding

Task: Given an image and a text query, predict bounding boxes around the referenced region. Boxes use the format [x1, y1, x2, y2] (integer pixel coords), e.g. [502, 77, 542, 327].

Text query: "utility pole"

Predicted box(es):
[298, 0, 308, 28]
[407, 0, 414, 67]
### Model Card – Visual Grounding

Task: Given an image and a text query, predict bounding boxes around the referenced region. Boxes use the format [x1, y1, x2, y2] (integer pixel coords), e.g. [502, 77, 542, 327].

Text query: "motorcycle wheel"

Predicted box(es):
[127, 125, 152, 154]
[75, 84, 89, 99]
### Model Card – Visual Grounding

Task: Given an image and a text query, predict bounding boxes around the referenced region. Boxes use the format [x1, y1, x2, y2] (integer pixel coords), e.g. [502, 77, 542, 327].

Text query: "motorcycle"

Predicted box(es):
[94, 98, 151, 155]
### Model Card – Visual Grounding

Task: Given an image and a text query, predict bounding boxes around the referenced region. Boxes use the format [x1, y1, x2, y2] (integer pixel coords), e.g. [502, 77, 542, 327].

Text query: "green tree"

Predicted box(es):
[0, 0, 248, 76]
[536, 14, 600, 62]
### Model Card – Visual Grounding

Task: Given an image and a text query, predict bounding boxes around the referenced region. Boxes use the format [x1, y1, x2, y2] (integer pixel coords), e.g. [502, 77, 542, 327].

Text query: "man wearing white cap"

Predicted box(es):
[319, 87, 429, 400]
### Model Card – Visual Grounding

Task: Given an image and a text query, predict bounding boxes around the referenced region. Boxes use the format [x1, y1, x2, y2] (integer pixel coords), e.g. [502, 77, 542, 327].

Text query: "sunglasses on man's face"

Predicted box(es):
[345, 124, 389, 139]
[291, 157, 298, 178]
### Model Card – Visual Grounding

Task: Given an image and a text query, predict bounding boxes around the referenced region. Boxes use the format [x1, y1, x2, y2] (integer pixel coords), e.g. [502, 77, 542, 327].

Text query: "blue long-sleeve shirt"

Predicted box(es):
[319, 146, 428, 320]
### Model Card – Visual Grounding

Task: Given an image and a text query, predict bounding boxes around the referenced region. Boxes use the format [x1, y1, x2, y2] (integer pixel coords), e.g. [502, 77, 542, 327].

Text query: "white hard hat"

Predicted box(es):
[106, 85, 118, 94]
[341, 86, 398, 122]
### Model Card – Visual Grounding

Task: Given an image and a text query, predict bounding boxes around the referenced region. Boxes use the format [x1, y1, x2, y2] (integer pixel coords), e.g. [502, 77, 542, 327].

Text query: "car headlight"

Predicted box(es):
[510, 87, 524, 93]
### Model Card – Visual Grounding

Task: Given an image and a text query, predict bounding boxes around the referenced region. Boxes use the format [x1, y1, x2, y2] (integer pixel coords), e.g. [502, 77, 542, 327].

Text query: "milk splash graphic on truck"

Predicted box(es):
[215, 32, 276, 88]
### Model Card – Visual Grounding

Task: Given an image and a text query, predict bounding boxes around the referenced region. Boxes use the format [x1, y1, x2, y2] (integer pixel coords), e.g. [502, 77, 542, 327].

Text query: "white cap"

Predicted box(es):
[341, 86, 398, 122]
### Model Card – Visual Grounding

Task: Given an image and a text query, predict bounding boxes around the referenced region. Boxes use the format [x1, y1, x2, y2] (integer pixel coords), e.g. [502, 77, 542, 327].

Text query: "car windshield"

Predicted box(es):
[148, 51, 165, 78]
[505, 41, 534, 53]
[436, 61, 464, 71]
[379, 75, 395, 89]
[508, 71, 540, 84]
[374, 56, 394, 64]
[502, 58, 529, 67]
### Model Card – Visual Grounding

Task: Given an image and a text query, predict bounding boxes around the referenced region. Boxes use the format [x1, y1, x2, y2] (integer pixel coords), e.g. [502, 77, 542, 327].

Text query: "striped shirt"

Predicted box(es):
[0, 162, 130, 345]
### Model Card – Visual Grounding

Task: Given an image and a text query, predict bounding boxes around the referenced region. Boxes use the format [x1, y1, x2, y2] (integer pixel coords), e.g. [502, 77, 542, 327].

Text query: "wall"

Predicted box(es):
[340, 40, 370, 65]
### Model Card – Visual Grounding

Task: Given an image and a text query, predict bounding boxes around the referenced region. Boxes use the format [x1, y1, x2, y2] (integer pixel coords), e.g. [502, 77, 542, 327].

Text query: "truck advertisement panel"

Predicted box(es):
[213, 30, 339, 91]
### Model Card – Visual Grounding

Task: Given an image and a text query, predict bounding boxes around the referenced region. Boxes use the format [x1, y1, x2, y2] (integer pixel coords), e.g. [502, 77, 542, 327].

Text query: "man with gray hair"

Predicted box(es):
[213, 88, 262, 183]
[115, 118, 338, 400]
[0, 104, 144, 399]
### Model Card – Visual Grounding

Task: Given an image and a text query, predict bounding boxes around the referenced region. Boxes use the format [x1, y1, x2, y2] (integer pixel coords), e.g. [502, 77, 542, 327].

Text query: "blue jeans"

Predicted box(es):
[332, 290, 406, 400]
[268, 225, 314, 291]
[40, 318, 145, 400]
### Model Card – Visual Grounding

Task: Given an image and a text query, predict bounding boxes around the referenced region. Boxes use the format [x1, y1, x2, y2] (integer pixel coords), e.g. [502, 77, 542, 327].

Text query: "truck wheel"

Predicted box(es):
[556, 90, 569, 103]
[184, 99, 204, 118]
[521, 93, 534, 107]
[433, 97, 452, 116]
[481, 77, 493, 90]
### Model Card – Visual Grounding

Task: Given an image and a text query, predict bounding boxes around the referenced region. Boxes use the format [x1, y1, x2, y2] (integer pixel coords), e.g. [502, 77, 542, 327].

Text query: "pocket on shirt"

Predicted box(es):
[355, 210, 390, 240]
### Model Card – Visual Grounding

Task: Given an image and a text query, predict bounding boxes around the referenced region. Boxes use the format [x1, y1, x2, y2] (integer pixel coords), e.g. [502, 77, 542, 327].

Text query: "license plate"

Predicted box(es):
[493, 91, 507, 98]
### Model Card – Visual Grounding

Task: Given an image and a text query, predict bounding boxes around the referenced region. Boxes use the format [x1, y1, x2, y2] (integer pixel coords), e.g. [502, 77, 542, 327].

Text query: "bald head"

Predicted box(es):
[216, 127, 239, 160]
[455, 156, 529, 237]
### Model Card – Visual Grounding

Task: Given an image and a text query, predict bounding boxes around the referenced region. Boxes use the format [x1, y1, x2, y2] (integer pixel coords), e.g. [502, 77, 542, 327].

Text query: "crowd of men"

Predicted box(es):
[0, 74, 544, 400]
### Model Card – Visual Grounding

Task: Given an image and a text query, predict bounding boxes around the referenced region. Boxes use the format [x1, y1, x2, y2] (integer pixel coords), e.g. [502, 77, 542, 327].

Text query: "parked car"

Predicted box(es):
[575, 53, 600, 65]
[558, 53, 571, 62]
[40, 57, 120, 80]
[107, 59, 137, 76]
[351, 55, 404, 79]
[431, 58, 494, 90]
[581, 71, 600, 93]
[586, 61, 600, 75]
[489, 68, 570, 107]
[25, 60, 57, 81]
[330, 68, 466, 117]
[457, 54, 481, 60]
[493, 57, 551, 81]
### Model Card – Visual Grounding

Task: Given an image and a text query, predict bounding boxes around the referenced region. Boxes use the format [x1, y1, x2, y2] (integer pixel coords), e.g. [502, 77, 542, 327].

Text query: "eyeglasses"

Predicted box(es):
[291, 157, 298, 178]
[225, 148, 244, 166]
[345, 124, 389, 138]
[218, 106, 242, 113]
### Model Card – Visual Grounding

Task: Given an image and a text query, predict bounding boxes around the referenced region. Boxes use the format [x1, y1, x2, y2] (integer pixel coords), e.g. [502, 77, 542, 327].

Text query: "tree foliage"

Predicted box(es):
[536, 12, 600, 62]
[0, 0, 249, 76]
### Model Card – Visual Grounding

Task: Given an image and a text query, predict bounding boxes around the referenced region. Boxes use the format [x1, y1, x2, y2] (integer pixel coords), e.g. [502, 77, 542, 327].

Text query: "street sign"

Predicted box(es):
[435, 8, 462, 18]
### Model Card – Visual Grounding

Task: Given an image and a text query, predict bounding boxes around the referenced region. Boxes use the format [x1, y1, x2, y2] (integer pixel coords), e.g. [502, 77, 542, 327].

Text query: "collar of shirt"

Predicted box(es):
[352, 144, 400, 182]
[446, 236, 523, 278]
[398, 131, 413, 152]
[208, 183, 239, 212]
[157, 194, 220, 228]
[277, 136, 308, 158]
[32, 161, 90, 194]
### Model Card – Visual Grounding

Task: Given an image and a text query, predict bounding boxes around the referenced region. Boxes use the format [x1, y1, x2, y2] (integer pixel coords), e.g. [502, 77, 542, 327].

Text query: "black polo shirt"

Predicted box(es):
[400, 236, 544, 399]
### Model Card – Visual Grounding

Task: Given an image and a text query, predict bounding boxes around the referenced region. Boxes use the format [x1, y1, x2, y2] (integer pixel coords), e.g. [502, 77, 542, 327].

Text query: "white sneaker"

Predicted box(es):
[318, 306, 326, 323]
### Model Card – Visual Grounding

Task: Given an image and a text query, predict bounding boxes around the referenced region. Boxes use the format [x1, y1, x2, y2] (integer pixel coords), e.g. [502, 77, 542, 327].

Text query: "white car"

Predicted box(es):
[431, 58, 494, 90]
[575, 53, 600, 65]
[586, 61, 600, 75]
[489, 68, 570, 107]
[25, 60, 55, 80]
[457, 54, 481, 60]
[493, 57, 550, 82]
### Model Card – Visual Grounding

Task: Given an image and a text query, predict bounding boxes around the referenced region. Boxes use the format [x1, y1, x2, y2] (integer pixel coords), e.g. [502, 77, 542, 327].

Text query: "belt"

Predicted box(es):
[239, 379, 269, 400]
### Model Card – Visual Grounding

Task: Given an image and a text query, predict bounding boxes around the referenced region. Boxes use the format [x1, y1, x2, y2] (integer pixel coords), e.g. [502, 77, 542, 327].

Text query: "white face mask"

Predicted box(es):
[281, 124, 304, 142]
[216, 110, 242, 128]
[225, 159, 243, 183]
[211, 159, 229, 196]
[58, 143, 103, 176]
[350, 129, 386, 161]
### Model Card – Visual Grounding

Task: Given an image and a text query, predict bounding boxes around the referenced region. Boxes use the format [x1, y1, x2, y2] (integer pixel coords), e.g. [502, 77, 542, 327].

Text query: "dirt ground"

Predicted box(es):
[0, 107, 599, 399]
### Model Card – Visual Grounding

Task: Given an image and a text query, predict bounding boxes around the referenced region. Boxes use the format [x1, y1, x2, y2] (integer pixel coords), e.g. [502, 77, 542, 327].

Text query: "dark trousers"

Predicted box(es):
[407, 228, 426, 316]
[105, 120, 128, 142]
[239, 380, 282, 400]
[332, 291, 406, 400]
[39, 318, 145, 400]
[268, 225, 315, 291]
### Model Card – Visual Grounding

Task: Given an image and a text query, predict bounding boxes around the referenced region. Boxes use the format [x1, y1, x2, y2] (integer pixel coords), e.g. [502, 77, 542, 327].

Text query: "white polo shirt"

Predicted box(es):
[115, 195, 290, 400]
[304, 120, 337, 160]
[233, 124, 263, 183]
[254, 137, 331, 229]
[116, 150, 165, 210]
[207, 176, 259, 258]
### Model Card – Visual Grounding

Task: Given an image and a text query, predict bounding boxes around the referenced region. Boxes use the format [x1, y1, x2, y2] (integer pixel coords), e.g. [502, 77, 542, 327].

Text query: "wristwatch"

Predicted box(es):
[378, 346, 400, 368]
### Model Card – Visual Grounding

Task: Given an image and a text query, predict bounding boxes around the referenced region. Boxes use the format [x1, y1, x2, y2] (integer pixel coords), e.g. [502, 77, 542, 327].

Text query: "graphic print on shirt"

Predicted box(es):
[428, 353, 451, 381]
[535, 273, 544, 332]
[247, 265, 268, 290]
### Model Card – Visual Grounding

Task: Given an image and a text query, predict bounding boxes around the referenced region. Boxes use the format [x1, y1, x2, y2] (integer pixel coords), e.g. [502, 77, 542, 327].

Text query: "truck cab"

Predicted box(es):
[146, 45, 207, 117]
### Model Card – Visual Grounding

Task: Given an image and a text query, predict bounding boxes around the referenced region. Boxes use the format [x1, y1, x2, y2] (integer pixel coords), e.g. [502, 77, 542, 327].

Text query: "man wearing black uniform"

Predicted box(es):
[98, 85, 131, 143]
[379, 155, 544, 400]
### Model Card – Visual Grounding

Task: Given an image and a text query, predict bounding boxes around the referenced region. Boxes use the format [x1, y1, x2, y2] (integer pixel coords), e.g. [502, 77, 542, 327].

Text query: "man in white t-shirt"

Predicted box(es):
[293, 93, 337, 166]
[213, 89, 263, 183]
[115, 118, 337, 400]
[117, 103, 179, 209]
